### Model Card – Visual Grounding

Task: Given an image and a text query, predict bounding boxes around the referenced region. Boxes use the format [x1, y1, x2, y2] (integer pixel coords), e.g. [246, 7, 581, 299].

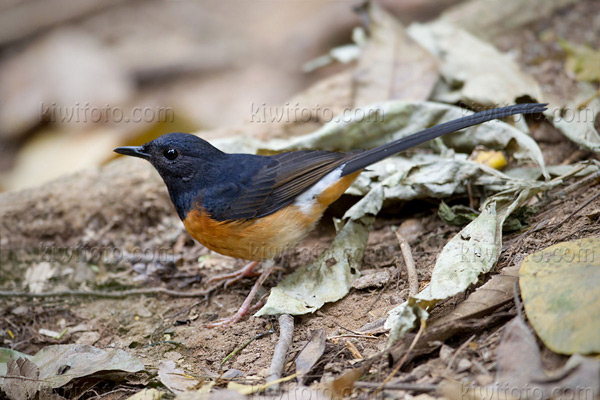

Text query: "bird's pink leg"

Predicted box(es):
[205, 261, 260, 288]
[206, 262, 274, 328]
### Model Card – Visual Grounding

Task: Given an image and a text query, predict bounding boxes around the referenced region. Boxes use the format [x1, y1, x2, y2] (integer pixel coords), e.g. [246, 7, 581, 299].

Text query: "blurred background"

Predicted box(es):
[0, 0, 461, 192]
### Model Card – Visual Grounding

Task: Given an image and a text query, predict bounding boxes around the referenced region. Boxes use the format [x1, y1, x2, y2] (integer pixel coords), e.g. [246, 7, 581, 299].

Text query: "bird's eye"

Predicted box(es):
[164, 148, 178, 160]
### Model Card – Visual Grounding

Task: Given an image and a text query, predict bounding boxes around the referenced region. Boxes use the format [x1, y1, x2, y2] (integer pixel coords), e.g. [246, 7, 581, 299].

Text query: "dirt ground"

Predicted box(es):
[1, 1, 600, 399]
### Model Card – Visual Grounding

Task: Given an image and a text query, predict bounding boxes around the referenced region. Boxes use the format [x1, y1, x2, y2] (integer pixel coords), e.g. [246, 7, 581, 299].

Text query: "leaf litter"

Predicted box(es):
[2, 1, 600, 399]
[0, 344, 146, 399]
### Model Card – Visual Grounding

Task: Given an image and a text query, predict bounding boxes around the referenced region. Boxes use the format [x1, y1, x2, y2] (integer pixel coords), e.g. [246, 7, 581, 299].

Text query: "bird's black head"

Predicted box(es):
[114, 132, 225, 219]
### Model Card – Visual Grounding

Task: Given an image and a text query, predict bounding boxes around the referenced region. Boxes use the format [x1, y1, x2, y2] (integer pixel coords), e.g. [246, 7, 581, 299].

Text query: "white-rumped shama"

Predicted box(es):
[114, 103, 546, 326]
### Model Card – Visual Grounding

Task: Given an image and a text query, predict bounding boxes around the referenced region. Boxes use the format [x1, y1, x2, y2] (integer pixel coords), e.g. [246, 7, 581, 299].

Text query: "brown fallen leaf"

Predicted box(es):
[353, 2, 438, 106]
[431, 265, 519, 327]
[1, 357, 40, 400]
[407, 20, 542, 108]
[440, 0, 577, 41]
[0, 29, 131, 139]
[496, 317, 546, 388]
[157, 361, 200, 394]
[321, 367, 364, 400]
[496, 316, 600, 399]
[296, 329, 327, 385]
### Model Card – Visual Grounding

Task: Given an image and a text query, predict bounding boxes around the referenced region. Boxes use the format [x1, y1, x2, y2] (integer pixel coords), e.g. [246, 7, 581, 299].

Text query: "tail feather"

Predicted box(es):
[340, 103, 547, 176]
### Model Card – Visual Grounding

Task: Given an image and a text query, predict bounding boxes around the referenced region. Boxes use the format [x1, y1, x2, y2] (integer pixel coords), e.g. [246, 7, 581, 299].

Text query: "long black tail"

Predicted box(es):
[340, 103, 547, 176]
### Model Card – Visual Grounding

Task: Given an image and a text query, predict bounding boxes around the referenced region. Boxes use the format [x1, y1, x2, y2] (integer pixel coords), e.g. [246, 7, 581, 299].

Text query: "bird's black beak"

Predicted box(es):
[114, 146, 150, 160]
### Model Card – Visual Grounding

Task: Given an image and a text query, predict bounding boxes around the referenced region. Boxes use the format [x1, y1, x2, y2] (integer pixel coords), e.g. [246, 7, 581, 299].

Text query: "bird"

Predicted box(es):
[114, 103, 547, 327]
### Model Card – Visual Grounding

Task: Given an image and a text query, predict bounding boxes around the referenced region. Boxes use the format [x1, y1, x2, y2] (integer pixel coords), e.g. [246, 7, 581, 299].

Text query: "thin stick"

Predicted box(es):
[221, 327, 275, 367]
[355, 381, 437, 392]
[266, 314, 294, 392]
[550, 191, 600, 232]
[382, 319, 427, 386]
[395, 230, 418, 297]
[328, 334, 379, 340]
[0, 287, 211, 299]
[445, 334, 476, 372]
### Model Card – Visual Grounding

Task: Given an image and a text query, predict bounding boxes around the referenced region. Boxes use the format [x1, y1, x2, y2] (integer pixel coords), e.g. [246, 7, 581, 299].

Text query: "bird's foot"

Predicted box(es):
[205, 261, 260, 288]
[206, 261, 274, 328]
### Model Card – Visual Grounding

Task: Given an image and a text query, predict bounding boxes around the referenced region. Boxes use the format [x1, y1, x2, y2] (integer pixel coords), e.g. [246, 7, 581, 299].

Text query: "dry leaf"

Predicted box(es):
[126, 389, 164, 400]
[407, 20, 543, 108]
[496, 317, 545, 387]
[321, 367, 364, 400]
[0, 344, 145, 390]
[496, 317, 600, 399]
[353, 2, 438, 106]
[296, 329, 327, 385]
[548, 84, 600, 153]
[23, 262, 55, 294]
[441, 0, 577, 41]
[431, 265, 519, 327]
[158, 361, 200, 394]
[1, 357, 40, 400]
[561, 40, 600, 83]
[519, 238, 600, 354]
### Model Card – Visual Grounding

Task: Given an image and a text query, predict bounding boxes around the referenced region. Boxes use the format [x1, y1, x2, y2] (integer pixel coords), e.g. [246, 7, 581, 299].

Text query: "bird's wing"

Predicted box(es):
[205, 150, 353, 221]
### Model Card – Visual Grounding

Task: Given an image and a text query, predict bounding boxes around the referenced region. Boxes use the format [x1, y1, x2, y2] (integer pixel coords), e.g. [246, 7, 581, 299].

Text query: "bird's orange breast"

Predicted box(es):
[183, 171, 361, 260]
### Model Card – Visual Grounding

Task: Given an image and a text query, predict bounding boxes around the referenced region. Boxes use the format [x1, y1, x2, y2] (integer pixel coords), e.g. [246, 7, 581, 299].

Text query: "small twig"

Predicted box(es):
[0, 375, 47, 382]
[345, 340, 363, 359]
[380, 318, 427, 389]
[550, 191, 600, 232]
[395, 230, 418, 297]
[142, 340, 186, 348]
[445, 334, 476, 372]
[334, 322, 362, 336]
[355, 381, 437, 392]
[328, 334, 379, 340]
[267, 314, 294, 392]
[0, 287, 211, 299]
[537, 168, 600, 208]
[221, 326, 275, 367]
